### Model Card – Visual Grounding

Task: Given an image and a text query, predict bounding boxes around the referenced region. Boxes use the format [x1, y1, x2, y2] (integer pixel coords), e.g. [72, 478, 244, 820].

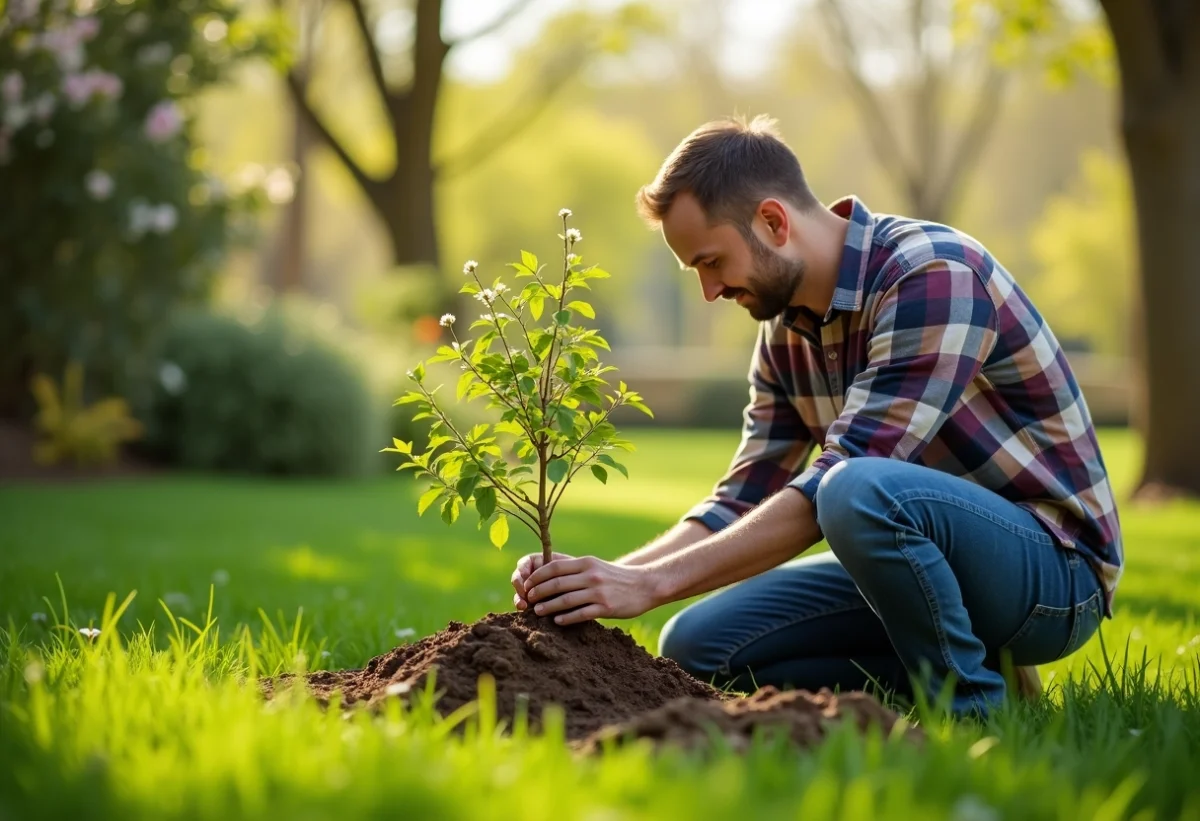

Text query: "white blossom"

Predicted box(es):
[84, 169, 113, 201]
[493, 282, 508, 294]
[474, 289, 496, 304]
[438, 313, 456, 327]
[558, 207, 572, 218]
[451, 341, 461, 352]
[79, 627, 101, 639]
[566, 228, 582, 243]
[567, 253, 580, 264]
[462, 259, 478, 275]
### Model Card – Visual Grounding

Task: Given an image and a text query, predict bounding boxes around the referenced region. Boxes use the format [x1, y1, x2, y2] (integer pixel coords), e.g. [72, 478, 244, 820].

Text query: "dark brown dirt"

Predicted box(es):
[282, 610, 722, 740]
[269, 611, 917, 751]
[576, 685, 922, 754]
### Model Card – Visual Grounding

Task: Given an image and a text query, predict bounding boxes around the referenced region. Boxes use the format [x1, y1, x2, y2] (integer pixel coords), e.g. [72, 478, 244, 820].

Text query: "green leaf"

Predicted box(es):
[519, 375, 538, 396]
[591, 465, 608, 484]
[555, 406, 575, 434]
[494, 420, 524, 436]
[567, 300, 595, 319]
[474, 485, 496, 520]
[456, 474, 480, 501]
[554, 310, 571, 326]
[584, 267, 611, 279]
[441, 496, 461, 525]
[546, 283, 563, 299]
[530, 296, 544, 320]
[393, 392, 424, 405]
[507, 261, 535, 277]
[596, 453, 628, 478]
[457, 370, 476, 401]
[547, 458, 569, 484]
[417, 486, 443, 516]
[489, 514, 509, 549]
[629, 401, 654, 418]
[460, 282, 480, 295]
[411, 363, 425, 383]
[521, 250, 538, 272]
[390, 438, 412, 454]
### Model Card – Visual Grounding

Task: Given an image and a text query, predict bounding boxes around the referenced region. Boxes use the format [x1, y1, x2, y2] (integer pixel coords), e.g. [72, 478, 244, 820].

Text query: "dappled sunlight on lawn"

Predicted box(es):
[273, 544, 363, 582]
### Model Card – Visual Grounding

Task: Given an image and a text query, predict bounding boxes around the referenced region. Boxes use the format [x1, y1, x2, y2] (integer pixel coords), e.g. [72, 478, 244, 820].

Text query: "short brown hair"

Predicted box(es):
[635, 114, 819, 236]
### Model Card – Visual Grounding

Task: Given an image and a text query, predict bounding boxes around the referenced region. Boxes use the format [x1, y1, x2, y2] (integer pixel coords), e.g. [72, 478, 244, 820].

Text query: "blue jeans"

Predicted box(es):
[659, 458, 1105, 716]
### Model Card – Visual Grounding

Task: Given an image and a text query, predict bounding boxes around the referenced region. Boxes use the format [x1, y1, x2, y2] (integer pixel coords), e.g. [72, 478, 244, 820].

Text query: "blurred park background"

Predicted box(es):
[0, 0, 1197, 498]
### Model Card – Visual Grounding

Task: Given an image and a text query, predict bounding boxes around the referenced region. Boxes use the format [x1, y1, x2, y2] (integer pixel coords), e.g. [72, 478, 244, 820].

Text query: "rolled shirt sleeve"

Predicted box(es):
[683, 323, 816, 533]
[789, 260, 999, 507]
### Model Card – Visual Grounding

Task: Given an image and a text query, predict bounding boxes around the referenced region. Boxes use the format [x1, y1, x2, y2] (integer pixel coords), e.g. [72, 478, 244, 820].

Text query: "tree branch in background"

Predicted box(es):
[344, 0, 393, 113]
[446, 0, 537, 47]
[819, 0, 918, 199]
[931, 63, 1006, 219]
[284, 72, 381, 198]
[436, 49, 587, 179]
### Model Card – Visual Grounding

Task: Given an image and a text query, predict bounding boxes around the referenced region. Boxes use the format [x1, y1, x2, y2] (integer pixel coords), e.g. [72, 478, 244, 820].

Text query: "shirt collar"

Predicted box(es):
[781, 195, 875, 332]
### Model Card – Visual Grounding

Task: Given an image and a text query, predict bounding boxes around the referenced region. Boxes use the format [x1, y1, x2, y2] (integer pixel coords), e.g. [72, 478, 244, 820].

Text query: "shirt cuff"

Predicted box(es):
[787, 451, 846, 509]
[680, 500, 742, 534]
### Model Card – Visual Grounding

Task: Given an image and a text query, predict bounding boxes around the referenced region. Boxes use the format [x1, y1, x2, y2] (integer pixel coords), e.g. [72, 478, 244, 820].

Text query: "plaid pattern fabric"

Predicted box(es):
[684, 197, 1124, 614]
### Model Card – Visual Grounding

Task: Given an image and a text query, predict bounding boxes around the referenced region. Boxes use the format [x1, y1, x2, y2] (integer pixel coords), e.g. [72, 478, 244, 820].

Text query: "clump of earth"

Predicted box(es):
[267, 610, 916, 750]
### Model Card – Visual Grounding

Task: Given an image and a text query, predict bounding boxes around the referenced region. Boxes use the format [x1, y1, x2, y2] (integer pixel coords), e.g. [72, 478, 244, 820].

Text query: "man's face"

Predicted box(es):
[661, 192, 805, 322]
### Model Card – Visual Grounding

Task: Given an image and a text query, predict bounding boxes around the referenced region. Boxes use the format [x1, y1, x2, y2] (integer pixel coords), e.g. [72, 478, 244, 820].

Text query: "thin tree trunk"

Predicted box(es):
[1100, 0, 1200, 500]
[276, 87, 313, 291]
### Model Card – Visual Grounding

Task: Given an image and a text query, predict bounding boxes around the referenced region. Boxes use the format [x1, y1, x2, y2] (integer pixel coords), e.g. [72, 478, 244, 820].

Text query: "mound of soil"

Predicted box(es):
[271, 611, 916, 750]
[577, 685, 922, 754]
[289, 611, 721, 740]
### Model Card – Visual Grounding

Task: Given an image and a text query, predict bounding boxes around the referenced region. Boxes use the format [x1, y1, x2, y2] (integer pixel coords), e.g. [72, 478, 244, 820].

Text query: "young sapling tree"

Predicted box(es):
[385, 209, 652, 564]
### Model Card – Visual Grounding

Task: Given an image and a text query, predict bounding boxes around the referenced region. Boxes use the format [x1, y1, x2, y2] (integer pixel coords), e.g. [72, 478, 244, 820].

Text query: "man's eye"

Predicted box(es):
[705, 259, 719, 270]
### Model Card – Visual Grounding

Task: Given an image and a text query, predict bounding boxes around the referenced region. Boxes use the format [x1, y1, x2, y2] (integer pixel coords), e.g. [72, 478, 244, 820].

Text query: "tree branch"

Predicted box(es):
[819, 0, 919, 198]
[435, 49, 586, 179]
[929, 63, 1006, 221]
[343, 0, 393, 114]
[445, 0, 537, 47]
[284, 72, 381, 199]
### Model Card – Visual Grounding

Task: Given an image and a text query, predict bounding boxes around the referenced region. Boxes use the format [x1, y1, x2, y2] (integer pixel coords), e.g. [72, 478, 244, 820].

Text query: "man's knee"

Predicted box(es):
[658, 607, 720, 678]
[815, 457, 895, 552]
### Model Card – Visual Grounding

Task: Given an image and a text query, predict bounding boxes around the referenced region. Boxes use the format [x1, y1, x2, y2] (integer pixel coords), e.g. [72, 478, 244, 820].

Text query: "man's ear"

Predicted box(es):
[758, 198, 789, 247]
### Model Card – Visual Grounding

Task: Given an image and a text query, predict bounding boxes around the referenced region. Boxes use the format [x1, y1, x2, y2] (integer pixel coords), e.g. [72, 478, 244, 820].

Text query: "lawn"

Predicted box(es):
[1, 428, 1198, 819]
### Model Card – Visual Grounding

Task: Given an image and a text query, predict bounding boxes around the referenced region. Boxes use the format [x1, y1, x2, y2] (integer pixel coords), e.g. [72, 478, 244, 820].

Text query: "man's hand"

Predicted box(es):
[511, 551, 575, 611]
[523, 556, 660, 625]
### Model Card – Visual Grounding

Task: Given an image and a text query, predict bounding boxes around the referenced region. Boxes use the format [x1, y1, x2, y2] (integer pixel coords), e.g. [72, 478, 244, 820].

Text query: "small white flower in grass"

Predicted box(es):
[385, 682, 411, 696]
[212, 569, 230, 586]
[566, 228, 582, 243]
[79, 627, 101, 640]
[1130, 728, 1144, 737]
[395, 627, 416, 639]
[558, 208, 572, 218]
[950, 795, 999, 821]
[321, 650, 332, 659]
[463, 259, 478, 275]
[439, 313, 456, 327]
[24, 660, 44, 684]
[31, 612, 47, 624]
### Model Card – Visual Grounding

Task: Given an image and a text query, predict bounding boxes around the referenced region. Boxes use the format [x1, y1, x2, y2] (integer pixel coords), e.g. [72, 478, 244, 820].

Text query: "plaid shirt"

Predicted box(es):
[684, 197, 1124, 613]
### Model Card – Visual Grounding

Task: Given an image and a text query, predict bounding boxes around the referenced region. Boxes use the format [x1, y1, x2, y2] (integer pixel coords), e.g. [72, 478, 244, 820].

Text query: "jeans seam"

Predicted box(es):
[890, 489, 1054, 544]
[889, 503, 990, 715]
[719, 602, 875, 676]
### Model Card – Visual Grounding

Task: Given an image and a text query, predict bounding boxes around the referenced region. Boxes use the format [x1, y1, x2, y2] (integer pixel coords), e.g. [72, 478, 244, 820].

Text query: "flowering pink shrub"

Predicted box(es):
[0, 1, 280, 410]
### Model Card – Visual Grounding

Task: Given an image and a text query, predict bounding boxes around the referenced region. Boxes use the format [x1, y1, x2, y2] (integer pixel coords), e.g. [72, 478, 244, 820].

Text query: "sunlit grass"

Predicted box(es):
[1, 428, 1199, 819]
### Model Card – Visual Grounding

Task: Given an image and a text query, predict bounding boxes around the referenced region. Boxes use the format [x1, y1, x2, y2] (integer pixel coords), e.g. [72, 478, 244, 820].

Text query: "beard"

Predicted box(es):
[723, 234, 806, 321]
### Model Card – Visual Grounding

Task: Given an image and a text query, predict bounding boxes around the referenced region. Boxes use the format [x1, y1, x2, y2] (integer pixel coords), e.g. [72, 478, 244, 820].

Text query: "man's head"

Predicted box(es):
[636, 115, 821, 321]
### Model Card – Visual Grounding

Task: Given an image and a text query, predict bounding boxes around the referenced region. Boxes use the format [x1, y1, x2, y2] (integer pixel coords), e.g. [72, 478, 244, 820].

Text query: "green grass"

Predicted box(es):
[1, 429, 1199, 819]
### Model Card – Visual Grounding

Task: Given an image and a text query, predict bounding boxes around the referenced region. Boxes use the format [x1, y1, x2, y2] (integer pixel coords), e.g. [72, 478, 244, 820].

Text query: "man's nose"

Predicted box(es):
[699, 272, 724, 303]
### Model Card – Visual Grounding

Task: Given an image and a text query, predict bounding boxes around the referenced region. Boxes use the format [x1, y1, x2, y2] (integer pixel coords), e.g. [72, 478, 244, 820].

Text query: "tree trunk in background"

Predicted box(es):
[1100, 0, 1200, 499]
[275, 76, 313, 292]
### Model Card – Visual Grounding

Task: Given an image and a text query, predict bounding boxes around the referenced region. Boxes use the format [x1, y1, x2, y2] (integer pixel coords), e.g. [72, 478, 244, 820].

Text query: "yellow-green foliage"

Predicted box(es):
[31, 362, 142, 467]
[1029, 149, 1135, 356]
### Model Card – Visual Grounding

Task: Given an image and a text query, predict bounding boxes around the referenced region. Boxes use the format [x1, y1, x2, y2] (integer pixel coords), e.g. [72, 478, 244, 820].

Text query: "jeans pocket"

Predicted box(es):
[1003, 590, 1103, 665]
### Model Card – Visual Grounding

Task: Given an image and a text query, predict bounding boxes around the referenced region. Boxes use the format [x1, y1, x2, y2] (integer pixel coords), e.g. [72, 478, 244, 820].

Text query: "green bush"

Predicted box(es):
[137, 310, 382, 477]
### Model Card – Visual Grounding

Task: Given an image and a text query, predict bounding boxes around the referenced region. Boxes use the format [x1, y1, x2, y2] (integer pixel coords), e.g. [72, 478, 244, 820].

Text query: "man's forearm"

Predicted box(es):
[615, 519, 713, 567]
[648, 488, 822, 604]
